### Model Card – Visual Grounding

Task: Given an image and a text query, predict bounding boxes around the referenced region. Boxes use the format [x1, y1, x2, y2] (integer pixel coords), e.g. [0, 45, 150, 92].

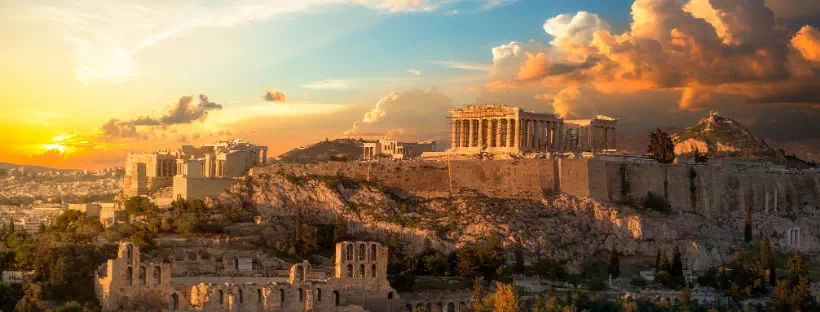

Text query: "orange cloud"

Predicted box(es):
[792, 25, 820, 63]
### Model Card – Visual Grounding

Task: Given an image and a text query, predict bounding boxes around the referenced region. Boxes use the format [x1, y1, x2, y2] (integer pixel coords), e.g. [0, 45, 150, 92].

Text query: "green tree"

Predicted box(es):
[648, 129, 675, 163]
[744, 205, 753, 243]
[607, 248, 620, 279]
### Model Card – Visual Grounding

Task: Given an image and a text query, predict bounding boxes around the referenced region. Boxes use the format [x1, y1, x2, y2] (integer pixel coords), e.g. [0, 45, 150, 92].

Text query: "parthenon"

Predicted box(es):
[447, 105, 617, 153]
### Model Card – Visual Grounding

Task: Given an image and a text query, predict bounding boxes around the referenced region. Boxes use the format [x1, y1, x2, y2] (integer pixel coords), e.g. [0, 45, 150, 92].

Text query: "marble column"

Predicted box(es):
[507, 119, 514, 148]
[478, 118, 484, 148]
[451, 119, 457, 149]
[459, 120, 466, 148]
[468, 119, 475, 147]
[495, 119, 502, 148]
[514, 119, 521, 149]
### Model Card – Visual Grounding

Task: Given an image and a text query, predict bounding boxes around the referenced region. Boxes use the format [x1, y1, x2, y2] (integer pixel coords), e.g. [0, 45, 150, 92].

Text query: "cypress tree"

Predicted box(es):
[294, 206, 303, 254]
[333, 216, 347, 244]
[760, 237, 776, 286]
[744, 205, 753, 243]
[655, 249, 662, 271]
[658, 249, 671, 273]
[607, 248, 620, 279]
[671, 245, 683, 278]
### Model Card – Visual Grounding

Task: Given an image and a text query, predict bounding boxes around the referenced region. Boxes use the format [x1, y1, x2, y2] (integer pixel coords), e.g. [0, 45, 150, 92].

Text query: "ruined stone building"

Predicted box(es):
[447, 105, 616, 154]
[123, 139, 267, 200]
[95, 241, 407, 312]
[361, 140, 436, 160]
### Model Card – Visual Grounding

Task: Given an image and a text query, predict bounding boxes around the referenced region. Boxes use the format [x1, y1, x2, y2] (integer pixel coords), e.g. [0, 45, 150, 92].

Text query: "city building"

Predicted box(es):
[123, 139, 268, 200]
[446, 105, 617, 154]
[362, 140, 436, 160]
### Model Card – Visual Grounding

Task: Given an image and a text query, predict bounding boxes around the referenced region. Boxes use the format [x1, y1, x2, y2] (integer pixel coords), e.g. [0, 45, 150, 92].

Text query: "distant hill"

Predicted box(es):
[616, 113, 813, 168]
[277, 138, 367, 164]
[0, 162, 76, 174]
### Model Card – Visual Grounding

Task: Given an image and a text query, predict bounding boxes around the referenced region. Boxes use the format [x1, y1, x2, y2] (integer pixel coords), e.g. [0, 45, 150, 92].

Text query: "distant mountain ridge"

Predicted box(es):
[277, 138, 367, 164]
[0, 162, 76, 174]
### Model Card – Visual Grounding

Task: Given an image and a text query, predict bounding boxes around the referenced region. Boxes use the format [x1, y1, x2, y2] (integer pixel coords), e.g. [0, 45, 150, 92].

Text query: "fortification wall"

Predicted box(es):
[252, 160, 820, 217]
[173, 176, 236, 200]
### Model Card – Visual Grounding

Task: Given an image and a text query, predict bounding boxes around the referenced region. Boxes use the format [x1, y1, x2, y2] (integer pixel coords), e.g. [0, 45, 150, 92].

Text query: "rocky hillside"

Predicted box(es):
[673, 112, 777, 160]
[216, 170, 820, 275]
[277, 138, 368, 164]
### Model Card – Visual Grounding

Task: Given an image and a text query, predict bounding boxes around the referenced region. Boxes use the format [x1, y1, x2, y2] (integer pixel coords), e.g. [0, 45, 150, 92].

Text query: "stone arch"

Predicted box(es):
[298, 288, 304, 302]
[426, 303, 432, 311]
[316, 288, 322, 302]
[234, 257, 239, 270]
[279, 289, 285, 303]
[416, 303, 424, 311]
[358, 243, 366, 261]
[218, 290, 225, 304]
[388, 292, 393, 299]
[346, 244, 353, 261]
[171, 293, 180, 311]
[126, 267, 133, 285]
[333, 290, 340, 306]
[459, 301, 467, 311]
[346, 264, 353, 278]
[138, 266, 146, 285]
[435, 302, 443, 312]
[238, 289, 244, 304]
[370, 243, 377, 261]
[257, 289, 263, 304]
[406, 303, 413, 312]
[153, 266, 161, 285]
[447, 302, 455, 312]
[359, 264, 365, 278]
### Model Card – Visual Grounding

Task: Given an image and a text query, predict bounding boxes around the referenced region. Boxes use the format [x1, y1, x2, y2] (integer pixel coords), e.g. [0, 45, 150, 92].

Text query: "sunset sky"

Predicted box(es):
[1, 0, 819, 169]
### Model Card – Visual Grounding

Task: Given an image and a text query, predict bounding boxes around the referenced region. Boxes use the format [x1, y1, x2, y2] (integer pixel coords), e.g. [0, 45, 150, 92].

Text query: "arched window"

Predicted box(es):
[126, 245, 133, 260]
[371, 264, 376, 277]
[316, 288, 322, 302]
[126, 267, 133, 285]
[153, 266, 161, 285]
[447, 302, 455, 312]
[279, 289, 285, 303]
[359, 264, 365, 278]
[426, 303, 432, 311]
[257, 289, 263, 303]
[171, 293, 179, 311]
[346, 244, 353, 261]
[406, 304, 413, 312]
[298, 288, 304, 302]
[346, 264, 353, 278]
[139, 267, 146, 285]
[416, 303, 424, 312]
[370, 244, 377, 261]
[358, 244, 366, 260]
[238, 289, 244, 303]
[388, 292, 393, 299]
[234, 258, 239, 270]
[218, 290, 224, 304]
[333, 291, 340, 306]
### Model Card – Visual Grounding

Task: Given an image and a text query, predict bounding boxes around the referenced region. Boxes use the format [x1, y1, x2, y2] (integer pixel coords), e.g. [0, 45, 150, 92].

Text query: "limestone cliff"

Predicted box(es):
[216, 171, 820, 275]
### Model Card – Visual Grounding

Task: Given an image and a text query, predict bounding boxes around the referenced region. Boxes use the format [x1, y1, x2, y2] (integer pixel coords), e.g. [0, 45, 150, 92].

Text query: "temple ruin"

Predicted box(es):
[447, 105, 617, 153]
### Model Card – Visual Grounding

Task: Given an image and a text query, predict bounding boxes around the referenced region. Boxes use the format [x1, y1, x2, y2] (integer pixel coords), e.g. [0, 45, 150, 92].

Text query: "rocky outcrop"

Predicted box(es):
[216, 171, 820, 275]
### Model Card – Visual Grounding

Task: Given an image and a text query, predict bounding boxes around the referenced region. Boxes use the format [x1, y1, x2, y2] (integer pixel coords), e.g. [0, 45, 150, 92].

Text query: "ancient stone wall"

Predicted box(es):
[253, 160, 820, 217]
[173, 176, 236, 200]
